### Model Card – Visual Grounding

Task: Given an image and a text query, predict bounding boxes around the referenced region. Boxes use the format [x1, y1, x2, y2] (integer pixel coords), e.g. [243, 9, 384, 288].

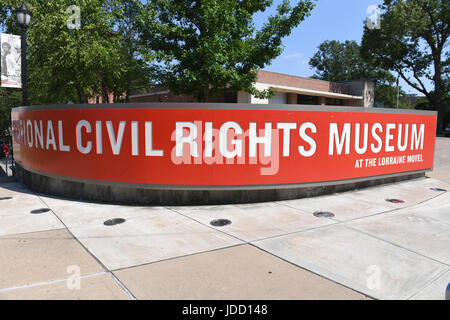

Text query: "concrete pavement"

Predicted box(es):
[0, 137, 449, 300]
[427, 137, 450, 183]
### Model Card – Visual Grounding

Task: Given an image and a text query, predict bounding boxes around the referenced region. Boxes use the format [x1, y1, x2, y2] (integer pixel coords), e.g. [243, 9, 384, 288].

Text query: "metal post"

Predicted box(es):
[21, 26, 28, 106]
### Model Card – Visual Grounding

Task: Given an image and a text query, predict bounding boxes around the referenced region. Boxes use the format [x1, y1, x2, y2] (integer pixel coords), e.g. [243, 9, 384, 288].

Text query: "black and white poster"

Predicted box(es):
[1, 33, 21, 88]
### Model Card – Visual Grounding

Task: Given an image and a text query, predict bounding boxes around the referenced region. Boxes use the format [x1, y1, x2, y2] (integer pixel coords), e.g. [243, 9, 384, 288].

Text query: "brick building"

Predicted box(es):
[104, 70, 374, 107]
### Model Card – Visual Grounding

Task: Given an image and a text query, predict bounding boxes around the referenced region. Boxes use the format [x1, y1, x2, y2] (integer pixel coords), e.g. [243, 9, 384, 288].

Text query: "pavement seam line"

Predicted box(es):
[343, 224, 450, 267]
[0, 227, 68, 238]
[165, 206, 247, 243]
[154, 207, 378, 299]
[6, 180, 448, 300]
[107, 272, 137, 300]
[251, 215, 450, 300]
[0, 272, 107, 293]
[34, 196, 244, 288]
[276, 188, 448, 226]
[335, 190, 448, 225]
[166, 205, 342, 244]
[276, 199, 402, 222]
[406, 268, 450, 300]
[111, 243, 247, 273]
[36, 194, 137, 300]
[247, 242, 376, 300]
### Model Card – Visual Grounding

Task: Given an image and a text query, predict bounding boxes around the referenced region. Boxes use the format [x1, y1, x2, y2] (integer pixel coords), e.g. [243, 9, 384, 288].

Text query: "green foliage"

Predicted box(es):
[107, 0, 156, 101]
[361, 0, 449, 130]
[0, 0, 154, 104]
[139, 0, 315, 101]
[309, 40, 397, 85]
[308, 39, 408, 108]
[416, 92, 450, 126]
[398, 100, 413, 109]
[374, 84, 410, 108]
[310, 40, 378, 82]
[0, 0, 316, 138]
[0, 87, 21, 143]
[0, 0, 316, 104]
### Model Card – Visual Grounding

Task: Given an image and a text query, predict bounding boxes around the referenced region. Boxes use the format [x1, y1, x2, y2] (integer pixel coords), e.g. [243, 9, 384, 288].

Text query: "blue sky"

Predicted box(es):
[255, 0, 431, 95]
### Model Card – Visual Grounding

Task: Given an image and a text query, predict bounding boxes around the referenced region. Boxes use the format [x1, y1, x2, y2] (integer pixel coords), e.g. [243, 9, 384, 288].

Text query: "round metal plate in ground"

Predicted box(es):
[0, 196, 12, 200]
[210, 219, 232, 227]
[313, 211, 335, 218]
[103, 218, 126, 226]
[385, 199, 405, 203]
[30, 208, 51, 214]
[430, 187, 447, 192]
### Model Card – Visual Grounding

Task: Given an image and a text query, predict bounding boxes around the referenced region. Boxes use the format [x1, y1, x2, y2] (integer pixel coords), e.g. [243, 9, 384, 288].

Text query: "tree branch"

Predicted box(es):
[394, 65, 430, 99]
[423, 3, 441, 48]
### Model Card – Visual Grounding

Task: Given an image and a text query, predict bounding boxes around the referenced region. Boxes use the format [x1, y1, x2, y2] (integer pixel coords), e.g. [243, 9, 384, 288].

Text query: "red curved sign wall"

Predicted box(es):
[11, 106, 436, 187]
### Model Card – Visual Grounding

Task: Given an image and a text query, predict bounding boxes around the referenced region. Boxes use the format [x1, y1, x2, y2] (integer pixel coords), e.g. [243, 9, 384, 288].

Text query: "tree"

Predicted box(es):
[106, 0, 155, 102]
[28, 0, 124, 104]
[0, 87, 21, 144]
[310, 40, 366, 82]
[139, 0, 316, 101]
[0, 0, 154, 104]
[361, 0, 450, 132]
[309, 40, 409, 108]
[415, 93, 450, 128]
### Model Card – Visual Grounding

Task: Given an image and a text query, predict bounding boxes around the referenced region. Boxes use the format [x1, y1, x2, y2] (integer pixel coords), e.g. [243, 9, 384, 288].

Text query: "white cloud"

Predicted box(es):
[282, 53, 304, 59]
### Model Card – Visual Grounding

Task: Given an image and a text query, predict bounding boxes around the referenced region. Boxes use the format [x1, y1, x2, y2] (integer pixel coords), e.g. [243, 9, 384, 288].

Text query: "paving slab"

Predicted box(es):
[253, 225, 448, 300]
[427, 137, 450, 183]
[0, 229, 104, 289]
[114, 244, 369, 300]
[275, 178, 449, 222]
[345, 208, 450, 265]
[0, 273, 130, 300]
[169, 202, 335, 242]
[277, 194, 394, 222]
[340, 182, 438, 209]
[0, 138, 447, 300]
[39, 196, 242, 270]
[409, 269, 450, 300]
[413, 203, 450, 226]
[390, 177, 450, 192]
[0, 183, 64, 236]
[0, 181, 32, 194]
[404, 191, 450, 224]
[38, 195, 155, 227]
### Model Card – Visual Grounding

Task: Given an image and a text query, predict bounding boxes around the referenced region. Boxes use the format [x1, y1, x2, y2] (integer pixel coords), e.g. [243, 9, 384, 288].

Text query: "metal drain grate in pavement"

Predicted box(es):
[313, 211, 335, 218]
[210, 219, 232, 227]
[385, 199, 405, 203]
[104, 218, 126, 226]
[430, 187, 446, 192]
[0, 197, 12, 200]
[30, 208, 51, 214]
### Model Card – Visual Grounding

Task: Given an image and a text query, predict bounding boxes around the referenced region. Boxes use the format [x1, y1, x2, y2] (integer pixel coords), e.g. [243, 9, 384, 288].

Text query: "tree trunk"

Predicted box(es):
[125, 87, 130, 103]
[102, 82, 109, 104]
[75, 83, 87, 104]
[197, 91, 205, 102]
[196, 88, 208, 102]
